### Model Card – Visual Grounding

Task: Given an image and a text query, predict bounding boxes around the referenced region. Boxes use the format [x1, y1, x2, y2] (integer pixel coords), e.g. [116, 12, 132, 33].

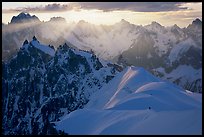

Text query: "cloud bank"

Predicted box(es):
[79, 2, 188, 12]
[2, 2, 190, 13]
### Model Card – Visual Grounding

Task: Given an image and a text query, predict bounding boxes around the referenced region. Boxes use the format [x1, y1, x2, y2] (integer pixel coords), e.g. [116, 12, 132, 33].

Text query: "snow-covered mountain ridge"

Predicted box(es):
[2, 37, 121, 135]
[55, 66, 202, 135]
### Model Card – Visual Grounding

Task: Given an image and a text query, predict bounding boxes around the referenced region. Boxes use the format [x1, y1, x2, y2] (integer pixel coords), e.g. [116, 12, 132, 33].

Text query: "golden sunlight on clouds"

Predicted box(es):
[179, 2, 202, 11]
[2, 2, 202, 27]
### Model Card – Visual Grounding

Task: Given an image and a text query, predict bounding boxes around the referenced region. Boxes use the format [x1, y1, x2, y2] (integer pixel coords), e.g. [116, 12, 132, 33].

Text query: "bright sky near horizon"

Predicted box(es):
[2, 2, 202, 27]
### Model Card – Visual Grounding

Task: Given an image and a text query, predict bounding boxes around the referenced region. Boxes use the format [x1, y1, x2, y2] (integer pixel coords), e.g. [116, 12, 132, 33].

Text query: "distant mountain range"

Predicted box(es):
[2, 12, 202, 93]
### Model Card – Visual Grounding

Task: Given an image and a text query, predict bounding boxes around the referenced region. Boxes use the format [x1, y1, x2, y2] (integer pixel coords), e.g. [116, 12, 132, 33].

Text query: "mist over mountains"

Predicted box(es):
[2, 12, 202, 93]
[2, 12, 202, 135]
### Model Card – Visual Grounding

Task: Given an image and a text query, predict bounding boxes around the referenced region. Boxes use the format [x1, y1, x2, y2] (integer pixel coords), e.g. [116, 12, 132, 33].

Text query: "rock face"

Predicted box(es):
[10, 12, 40, 24]
[2, 37, 121, 135]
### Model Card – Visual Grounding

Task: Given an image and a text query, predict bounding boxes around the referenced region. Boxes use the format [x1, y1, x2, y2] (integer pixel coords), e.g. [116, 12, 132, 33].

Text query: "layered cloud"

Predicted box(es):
[2, 2, 201, 27]
[2, 3, 78, 13]
[78, 2, 189, 12]
[2, 2, 190, 13]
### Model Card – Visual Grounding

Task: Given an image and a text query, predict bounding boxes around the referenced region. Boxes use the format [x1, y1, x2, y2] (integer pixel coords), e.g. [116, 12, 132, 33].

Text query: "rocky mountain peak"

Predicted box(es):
[10, 12, 40, 24]
[192, 18, 202, 26]
[120, 19, 130, 24]
[49, 17, 66, 23]
[172, 24, 180, 29]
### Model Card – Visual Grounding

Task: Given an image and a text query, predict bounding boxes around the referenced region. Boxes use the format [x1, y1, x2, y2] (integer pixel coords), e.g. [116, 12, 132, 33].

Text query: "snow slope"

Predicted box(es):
[168, 38, 196, 63]
[154, 65, 202, 93]
[85, 66, 160, 109]
[22, 37, 55, 56]
[55, 109, 201, 135]
[54, 66, 202, 135]
[30, 40, 55, 56]
[164, 65, 202, 85]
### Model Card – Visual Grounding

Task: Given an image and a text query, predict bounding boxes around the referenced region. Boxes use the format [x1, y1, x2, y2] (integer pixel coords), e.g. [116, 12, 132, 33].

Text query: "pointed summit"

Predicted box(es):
[33, 36, 37, 41]
[172, 24, 181, 31]
[186, 18, 202, 32]
[115, 19, 131, 28]
[23, 39, 29, 45]
[120, 19, 129, 23]
[192, 18, 202, 26]
[145, 21, 166, 33]
[63, 43, 70, 49]
[151, 21, 162, 27]
[119, 19, 130, 25]
[173, 24, 179, 28]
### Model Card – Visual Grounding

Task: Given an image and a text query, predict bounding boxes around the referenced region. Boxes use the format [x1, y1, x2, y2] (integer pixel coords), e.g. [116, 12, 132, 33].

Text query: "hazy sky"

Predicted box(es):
[2, 2, 202, 27]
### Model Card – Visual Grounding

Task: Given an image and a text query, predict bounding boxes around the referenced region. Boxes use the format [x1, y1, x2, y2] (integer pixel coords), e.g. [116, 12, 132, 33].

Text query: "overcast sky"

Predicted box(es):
[2, 2, 202, 27]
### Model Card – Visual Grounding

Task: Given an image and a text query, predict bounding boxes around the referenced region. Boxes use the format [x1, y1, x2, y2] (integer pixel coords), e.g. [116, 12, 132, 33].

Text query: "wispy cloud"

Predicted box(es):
[2, 3, 78, 13]
[2, 2, 190, 13]
[161, 11, 202, 22]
